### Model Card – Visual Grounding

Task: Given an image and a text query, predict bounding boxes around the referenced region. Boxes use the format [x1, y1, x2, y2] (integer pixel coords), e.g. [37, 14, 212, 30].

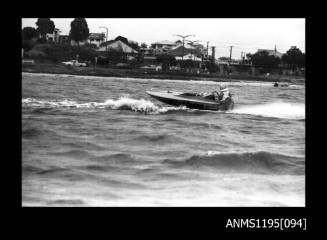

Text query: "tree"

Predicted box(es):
[115, 36, 128, 45]
[128, 40, 140, 50]
[105, 49, 125, 63]
[42, 44, 96, 62]
[247, 51, 280, 69]
[156, 54, 176, 70]
[22, 40, 35, 51]
[141, 42, 148, 48]
[69, 18, 90, 45]
[22, 27, 38, 41]
[246, 53, 253, 60]
[35, 18, 55, 41]
[22, 27, 38, 52]
[202, 61, 218, 73]
[282, 46, 305, 70]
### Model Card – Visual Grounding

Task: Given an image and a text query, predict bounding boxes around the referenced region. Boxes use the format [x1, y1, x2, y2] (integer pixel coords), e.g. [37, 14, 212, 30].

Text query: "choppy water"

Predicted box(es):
[22, 72, 305, 206]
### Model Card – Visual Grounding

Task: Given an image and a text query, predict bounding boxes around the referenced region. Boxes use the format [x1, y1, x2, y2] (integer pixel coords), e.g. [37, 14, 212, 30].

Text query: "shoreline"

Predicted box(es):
[22, 62, 305, 84]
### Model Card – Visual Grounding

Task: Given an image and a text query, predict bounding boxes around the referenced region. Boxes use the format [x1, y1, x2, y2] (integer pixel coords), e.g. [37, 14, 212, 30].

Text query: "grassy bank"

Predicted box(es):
[22, 62, 305, 84]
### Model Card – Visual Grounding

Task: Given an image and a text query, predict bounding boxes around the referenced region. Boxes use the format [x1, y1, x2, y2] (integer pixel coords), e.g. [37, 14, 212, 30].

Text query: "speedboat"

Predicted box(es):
[146, 90, 234, 111]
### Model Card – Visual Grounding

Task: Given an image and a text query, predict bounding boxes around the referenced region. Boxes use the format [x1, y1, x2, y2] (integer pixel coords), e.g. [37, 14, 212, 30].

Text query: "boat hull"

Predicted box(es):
[146, 91, 234, 111]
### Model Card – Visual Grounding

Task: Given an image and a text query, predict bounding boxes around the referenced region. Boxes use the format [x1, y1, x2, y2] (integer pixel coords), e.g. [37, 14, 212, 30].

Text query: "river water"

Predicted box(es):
[22, 72, 305, 206]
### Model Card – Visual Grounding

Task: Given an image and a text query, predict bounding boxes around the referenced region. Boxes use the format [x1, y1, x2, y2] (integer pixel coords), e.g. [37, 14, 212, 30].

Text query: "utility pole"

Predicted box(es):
[94, 56, 98, 71]
[207, 41, 209, 60]
[99, 26, 109, 51]
[211, 46, 216, 63]
[229, 46, 233, 63]
[174, 34, 195, 68]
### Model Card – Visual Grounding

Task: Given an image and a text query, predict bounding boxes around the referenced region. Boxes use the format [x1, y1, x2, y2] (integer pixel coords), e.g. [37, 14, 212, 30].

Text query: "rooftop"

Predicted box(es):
[257, 49, 283, 58]
[152, 40, 176, 45]
[169, 45, 202, 56]
[170, 44, 195, 51]
[97, 40, 138, 53]
[89, 33, 106, 40]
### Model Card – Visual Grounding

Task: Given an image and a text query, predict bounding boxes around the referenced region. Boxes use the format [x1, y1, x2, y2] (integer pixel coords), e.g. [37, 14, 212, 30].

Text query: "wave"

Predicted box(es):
[163, 151, 304, 175]
[22, 165, 45, 175]
[22, 126, 62, 140]
[94, 153, 136, 164]
[22, 127, 43, 138]
[49, 149, 97, 159]
[22, 97, 188, 114]
[46, 199, 85, 206]
[228, 102, 305, 120]
[130, 134, 184, 145]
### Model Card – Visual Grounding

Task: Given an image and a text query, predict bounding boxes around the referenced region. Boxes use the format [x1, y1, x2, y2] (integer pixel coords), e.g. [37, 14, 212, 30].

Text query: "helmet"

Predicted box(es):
[220, 84, 227, 90]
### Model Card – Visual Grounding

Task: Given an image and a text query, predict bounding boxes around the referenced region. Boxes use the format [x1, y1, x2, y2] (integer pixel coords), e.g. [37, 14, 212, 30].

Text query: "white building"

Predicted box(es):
[151, 40, 177, 54]
[46, 28, 61, 43]
[88, 33, 106, 47]
[176, 54, 202, 61]
[70, 39, 87, 46]
[256, 49, 283, 58]
[151, 40, 176, 49]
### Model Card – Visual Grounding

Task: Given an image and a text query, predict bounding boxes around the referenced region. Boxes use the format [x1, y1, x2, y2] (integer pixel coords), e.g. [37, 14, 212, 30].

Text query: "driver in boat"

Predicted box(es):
[201, 84, 230, 102]
[219, 84, 230, 101]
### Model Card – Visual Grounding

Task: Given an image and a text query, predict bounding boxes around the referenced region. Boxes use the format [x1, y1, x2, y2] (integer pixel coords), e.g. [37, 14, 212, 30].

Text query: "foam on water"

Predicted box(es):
[229, 101, 305, 120]
[22, 97, 187, 114]
[22, 97, 305, 119]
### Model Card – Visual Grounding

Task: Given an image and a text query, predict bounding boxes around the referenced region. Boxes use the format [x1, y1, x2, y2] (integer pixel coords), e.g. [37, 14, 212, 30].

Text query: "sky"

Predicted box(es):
[22, 18, 305, 59]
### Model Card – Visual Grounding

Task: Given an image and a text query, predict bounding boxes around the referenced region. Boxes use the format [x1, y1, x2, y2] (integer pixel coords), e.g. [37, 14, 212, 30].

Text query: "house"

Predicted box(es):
[70, 39, 87, 46]
[216, 59, 229, 65]
[97, 40, 138, 54]
[192, 43, 206, 55]
[256, 48, 283, 58]
[151, 40, 176, 49]
[88, 33, 106, 47]
[169, 45, 202, 57]
[139, 47, 154, 56]
[59, 35, 69, 44]
[175, 40, 183, 46]
[143, 56, 157, 65]
[176, 54, 202, 62]
[46, 28, 61, 43]
[69, 33, 106, 47]
[151, 40, 177, 54]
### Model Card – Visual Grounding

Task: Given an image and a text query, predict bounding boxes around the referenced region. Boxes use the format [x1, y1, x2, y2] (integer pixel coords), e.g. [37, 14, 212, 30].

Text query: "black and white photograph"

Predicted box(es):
[22, 18, 305, 207]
